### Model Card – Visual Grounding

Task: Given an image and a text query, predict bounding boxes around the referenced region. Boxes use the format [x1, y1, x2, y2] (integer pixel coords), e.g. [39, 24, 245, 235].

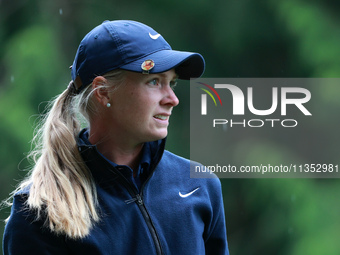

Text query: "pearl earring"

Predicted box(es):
[106, 103, 111, 108]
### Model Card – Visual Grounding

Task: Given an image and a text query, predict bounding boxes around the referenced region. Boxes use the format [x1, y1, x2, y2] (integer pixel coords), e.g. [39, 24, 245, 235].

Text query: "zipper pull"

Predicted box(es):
[125, 194, 143, 205]
[125, 197, 137, 204]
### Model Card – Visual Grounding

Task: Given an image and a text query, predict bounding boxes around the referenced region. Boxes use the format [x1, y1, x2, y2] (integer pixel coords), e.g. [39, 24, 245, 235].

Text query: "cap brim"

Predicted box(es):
[120, 49, 205, 80]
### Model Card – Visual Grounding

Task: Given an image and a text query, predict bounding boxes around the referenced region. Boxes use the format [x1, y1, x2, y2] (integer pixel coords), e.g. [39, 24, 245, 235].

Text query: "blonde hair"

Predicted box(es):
[7, 69, 125, 239]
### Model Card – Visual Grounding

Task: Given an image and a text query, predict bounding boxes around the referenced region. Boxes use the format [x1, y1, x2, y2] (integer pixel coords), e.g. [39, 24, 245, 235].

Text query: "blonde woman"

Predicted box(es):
[3, 20, 229, 255]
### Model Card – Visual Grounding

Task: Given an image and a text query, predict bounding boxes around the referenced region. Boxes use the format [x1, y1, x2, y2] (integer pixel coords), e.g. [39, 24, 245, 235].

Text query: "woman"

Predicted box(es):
[3, 20, 229, 255]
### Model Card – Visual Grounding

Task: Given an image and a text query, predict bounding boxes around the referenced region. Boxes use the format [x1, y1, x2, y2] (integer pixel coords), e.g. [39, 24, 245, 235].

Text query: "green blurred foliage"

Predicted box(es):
[1, 0, 340, 254]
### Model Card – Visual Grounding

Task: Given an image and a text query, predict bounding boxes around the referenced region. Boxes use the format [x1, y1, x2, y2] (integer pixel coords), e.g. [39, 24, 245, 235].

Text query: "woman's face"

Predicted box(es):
[105, 69, 179, 145]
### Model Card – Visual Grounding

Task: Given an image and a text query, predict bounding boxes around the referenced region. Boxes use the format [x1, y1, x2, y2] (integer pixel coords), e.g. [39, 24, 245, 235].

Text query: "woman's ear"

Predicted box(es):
[92, 76, 110, 107]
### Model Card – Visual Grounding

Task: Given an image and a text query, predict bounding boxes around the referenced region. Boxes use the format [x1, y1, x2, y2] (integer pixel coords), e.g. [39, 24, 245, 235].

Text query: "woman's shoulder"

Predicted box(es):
[161, 150, 190, 164]
[5, 184, 45, 235]
[6, 186, 36, 224]
[3, 186, 68, 254]
[160, 150, 222, 187]
[13, 184, 31, 197]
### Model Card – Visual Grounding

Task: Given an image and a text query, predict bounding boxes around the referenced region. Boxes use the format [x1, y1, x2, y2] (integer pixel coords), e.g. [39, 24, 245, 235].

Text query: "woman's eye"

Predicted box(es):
[170, 80, 178, 90]
[148, 79, 159, 86]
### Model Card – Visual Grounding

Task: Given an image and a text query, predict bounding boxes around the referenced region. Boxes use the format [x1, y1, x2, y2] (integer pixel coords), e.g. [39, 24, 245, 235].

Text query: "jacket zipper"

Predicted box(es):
[134, 194, 163, 255]
[120, 178, 164, 255]
[103, 162, 164, 255]
[85, 142, 165, 255]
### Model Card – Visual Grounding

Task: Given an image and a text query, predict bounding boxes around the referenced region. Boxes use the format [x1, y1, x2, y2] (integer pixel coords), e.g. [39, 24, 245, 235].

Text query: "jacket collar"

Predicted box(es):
[76, 128, 166, 185]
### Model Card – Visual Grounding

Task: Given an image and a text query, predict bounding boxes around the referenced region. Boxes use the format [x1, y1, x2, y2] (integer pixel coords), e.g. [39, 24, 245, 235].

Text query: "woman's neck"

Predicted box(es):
[88, 129, 144, 174]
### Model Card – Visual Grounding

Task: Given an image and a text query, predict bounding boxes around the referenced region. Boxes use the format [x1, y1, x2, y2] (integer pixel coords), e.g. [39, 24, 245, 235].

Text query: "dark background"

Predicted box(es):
[1, 0, 340, 254]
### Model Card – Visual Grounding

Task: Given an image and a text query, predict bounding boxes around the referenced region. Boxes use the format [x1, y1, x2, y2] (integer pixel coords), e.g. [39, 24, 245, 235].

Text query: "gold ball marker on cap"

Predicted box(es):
[141, 59, 155, 74]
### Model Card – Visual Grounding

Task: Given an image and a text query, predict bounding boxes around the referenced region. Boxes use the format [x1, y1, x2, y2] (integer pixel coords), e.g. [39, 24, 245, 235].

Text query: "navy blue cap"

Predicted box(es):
[70, 20, 205, 92]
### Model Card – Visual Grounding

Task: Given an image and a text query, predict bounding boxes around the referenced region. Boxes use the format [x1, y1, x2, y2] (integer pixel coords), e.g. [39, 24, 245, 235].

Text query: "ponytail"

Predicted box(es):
[6, 69, 125, 239]
[15, 82, 99, 238]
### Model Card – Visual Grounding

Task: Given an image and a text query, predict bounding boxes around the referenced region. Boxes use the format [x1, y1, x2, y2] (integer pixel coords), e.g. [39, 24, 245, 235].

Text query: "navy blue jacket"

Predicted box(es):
[3, 130, 229, 255]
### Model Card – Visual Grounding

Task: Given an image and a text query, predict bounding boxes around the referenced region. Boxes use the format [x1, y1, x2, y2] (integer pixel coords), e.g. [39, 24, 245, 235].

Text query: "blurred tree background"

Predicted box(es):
[1, 0, 340, 254]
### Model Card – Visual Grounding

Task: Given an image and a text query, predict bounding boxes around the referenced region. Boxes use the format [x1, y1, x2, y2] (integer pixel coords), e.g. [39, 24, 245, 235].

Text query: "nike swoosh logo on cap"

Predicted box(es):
[179, 187, 200, 198]
[149, 32, 161, 40]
